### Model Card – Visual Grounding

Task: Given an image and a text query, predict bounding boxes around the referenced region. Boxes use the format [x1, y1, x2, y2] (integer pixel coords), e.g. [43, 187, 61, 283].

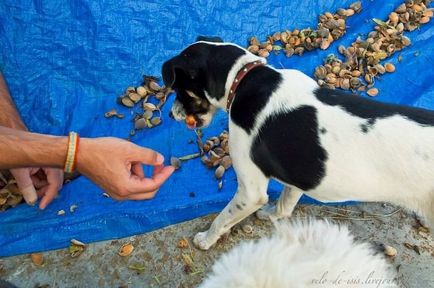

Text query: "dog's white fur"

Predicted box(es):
[199, 220, 398, 288]
[170, 42, 434, 250]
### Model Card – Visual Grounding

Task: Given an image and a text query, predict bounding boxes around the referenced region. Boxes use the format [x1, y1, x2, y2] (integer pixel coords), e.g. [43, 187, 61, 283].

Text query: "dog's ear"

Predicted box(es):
[196, 36, 223, 43]
[162, 58, 178, 88]
[162, 57, 198, 88]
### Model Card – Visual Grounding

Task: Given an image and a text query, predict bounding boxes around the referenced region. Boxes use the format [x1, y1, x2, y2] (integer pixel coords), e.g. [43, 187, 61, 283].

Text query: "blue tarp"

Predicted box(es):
[0, 0, 433, 257]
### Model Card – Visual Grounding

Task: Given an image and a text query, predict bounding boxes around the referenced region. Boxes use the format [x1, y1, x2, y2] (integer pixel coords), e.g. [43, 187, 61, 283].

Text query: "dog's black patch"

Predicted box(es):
[320, 127, 327, 134]
[196, 36, 223, 43]
[251, 106, 328, 191]
[360, 118, 376, 133]
[360, 118, 375, 133]
[236, 204, 243, 210]
[315, 87, 434, 126]
[231, 66, 283, 133]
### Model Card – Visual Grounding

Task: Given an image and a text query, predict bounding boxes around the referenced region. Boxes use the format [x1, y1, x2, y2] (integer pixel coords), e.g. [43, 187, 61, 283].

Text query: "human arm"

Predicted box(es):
[0, 73, 27, 130]
[0, 72, 64, 208]
[0, 126, 175, 201]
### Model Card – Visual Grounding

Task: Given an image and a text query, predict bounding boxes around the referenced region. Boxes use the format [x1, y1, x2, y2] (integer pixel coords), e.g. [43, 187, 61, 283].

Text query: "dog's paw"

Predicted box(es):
[256, 204, 292, 221]
[193, 231, 214, 250]
[256, 204, 277, 221]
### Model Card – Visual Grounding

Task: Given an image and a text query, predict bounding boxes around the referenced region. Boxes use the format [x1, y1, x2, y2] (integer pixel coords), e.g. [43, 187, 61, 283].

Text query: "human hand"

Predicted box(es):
[10, 167, 64, 209]
[76, 137, 175, 200]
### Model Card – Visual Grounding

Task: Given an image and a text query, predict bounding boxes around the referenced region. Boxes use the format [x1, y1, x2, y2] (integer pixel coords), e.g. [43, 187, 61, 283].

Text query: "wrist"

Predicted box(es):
[75, 138, 93, 174]
[63, 132, 80, 173]
[35, 133, 69, 168]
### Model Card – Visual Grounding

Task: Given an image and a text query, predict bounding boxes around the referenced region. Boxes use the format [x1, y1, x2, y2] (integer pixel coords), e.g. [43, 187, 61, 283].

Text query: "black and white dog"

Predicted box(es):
[162, 37, 434, 250]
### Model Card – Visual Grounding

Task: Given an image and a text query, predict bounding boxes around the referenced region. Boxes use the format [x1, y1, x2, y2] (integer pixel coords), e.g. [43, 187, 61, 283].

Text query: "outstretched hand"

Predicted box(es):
[76, 137, 175, 200]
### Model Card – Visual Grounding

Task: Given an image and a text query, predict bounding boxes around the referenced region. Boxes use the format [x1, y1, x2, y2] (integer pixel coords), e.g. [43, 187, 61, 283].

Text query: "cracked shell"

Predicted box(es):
[215, 165, 225, 179]
[220, 156, 232, 169]
[148, 81, 162, 92]
[134, 118, 147, 130]
[384, 63, 395, 73]
[151, 117, 161, 126]
[367, 88, 379, 97]
[136, 86, 147, 97]
[31, 253, 43, 266]
[128, 93, 141, 103]
[118, 243, 134, 257]
[121, 97, 135, 108]
[143, 102, 157, 111]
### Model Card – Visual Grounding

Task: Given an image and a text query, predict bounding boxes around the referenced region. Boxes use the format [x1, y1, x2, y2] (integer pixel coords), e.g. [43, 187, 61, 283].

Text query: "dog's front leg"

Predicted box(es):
[193, 167, 269, 250]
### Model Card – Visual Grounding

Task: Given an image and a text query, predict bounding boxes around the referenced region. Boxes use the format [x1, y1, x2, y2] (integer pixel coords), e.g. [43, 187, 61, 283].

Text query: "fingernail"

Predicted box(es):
[157, 154, 164, 164]
[21, 186, 37, 206]
[26, 199, 37, 206]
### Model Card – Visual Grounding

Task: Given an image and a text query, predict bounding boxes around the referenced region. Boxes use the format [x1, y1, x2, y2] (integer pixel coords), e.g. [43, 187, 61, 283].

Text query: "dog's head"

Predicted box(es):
[162, 36, 261, 128]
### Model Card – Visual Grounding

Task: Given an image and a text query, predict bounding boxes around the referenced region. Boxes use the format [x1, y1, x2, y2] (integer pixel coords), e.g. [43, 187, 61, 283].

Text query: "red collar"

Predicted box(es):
[226, 61, 264, 111]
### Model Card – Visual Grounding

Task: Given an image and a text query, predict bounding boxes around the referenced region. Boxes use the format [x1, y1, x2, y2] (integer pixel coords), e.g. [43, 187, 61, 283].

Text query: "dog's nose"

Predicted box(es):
[169, 111, 174, 119]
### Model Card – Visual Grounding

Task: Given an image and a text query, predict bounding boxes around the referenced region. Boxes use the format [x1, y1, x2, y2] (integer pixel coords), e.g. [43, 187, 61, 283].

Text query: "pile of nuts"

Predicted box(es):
[247, 1, 362, 58]
[199, 131, 232, 189]
[0, 172, 22, 211]
[105, 76, 172, 138]
[314, 0, 433, 96]
[169, 130, 232, 190]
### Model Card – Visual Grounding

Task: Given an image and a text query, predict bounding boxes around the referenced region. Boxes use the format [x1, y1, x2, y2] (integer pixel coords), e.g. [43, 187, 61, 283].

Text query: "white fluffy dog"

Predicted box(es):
[199, 220, 398, 288]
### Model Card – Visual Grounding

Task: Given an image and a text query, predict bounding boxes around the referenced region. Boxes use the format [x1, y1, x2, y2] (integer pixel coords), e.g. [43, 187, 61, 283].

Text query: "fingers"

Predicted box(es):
[131, 163, 145, 178]
[31, 174, 48, 189]
[133, 146, 165, 166]
[39, 188, 57, 209]
[21, 185, 38, 205]
[153, 164, 164, 175]
[126, 189, 158, 200]
[10, 168, 38, 205]
[36, 186, 47, 198]
[108, 165, 174, 200]
[39, 168, 64, 210]
[129, 165, 175, 194]
[11, 168, 33, 187]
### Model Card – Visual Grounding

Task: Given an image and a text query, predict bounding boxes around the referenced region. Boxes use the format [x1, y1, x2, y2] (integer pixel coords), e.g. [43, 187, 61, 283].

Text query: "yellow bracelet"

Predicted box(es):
[64, 132, 80, 173]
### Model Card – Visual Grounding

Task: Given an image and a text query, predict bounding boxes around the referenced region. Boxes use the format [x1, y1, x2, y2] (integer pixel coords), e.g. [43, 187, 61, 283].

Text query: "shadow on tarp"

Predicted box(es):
[0, 0, 433, 256]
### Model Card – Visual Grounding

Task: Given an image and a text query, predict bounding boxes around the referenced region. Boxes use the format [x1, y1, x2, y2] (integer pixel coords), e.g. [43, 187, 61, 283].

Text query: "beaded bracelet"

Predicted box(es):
[64, 132, 80, 173]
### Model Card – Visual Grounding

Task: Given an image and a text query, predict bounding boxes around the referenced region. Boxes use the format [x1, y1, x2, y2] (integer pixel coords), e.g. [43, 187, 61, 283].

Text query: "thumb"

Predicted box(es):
[10, 168, 38, 205]
[133, 145, 164, 166]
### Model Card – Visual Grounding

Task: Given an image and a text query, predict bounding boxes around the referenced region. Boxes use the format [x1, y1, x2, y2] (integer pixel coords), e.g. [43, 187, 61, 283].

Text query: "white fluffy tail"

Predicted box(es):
[199, 219, 398, 288]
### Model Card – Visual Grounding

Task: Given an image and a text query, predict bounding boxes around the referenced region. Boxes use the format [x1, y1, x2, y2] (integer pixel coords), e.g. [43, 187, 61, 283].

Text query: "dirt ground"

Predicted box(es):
[0, 202, 433, 288]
